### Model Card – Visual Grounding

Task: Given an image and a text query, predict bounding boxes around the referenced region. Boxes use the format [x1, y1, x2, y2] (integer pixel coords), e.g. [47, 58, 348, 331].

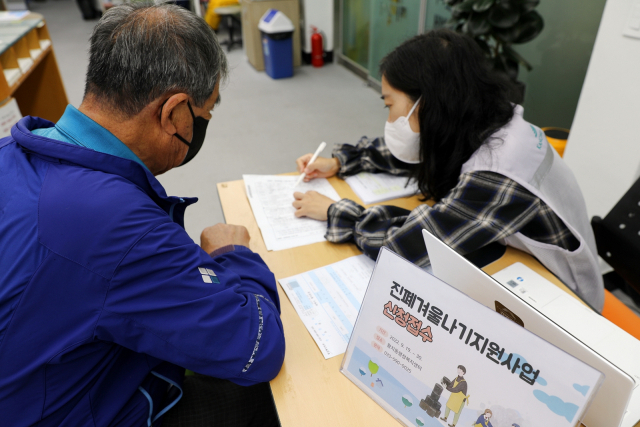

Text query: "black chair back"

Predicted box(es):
[591, 176, 640, 296]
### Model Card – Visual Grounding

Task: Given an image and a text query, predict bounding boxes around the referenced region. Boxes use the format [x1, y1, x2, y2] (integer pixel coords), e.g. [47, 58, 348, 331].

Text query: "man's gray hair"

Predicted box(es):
[85, 3, 228, 116]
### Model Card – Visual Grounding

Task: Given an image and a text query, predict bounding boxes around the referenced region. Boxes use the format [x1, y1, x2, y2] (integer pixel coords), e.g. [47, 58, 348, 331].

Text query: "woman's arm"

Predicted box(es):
[332, 136, 414, 178]
[325, 171, 579, 266]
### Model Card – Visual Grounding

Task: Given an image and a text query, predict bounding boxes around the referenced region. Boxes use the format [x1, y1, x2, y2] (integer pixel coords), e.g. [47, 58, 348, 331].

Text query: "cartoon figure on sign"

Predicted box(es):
[474, 409, 493, 427]
[439, 365, 469, 427]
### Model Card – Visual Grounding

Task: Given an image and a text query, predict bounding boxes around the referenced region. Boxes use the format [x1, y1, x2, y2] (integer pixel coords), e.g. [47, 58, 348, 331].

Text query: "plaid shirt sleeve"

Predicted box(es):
[332, 136, 413, 178]
[326, 170, 579, 267]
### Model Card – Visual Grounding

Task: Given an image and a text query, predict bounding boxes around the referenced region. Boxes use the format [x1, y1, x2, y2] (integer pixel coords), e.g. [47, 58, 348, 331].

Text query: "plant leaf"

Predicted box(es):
[513, 11, 544, 44]
[475, 37, 492, 56]
[444, 0, 462, 6]
[494, 54, 519, 80]
[472, 0, 494, 13]
[488, 4, 520, 28]
[451, 7, 471, 20]
[445, 17, 460, 29]
[517, 0, 540, 13]
[503, 44, 533, 70]
[493, 26, 521, 43]
[453, 0, 478, 13]
[466, 12, 492, 36]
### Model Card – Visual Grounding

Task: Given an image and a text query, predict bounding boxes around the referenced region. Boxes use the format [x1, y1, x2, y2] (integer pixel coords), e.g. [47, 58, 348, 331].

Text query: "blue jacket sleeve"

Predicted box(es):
[96, 221, 285, 386]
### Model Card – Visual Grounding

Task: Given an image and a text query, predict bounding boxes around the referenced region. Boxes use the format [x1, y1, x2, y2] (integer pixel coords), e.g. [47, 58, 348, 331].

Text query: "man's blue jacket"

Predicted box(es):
[0, 116, 285, 426]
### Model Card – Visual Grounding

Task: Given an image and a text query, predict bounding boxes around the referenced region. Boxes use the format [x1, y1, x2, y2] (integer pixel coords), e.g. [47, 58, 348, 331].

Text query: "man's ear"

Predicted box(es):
[159, 93, 190, 137]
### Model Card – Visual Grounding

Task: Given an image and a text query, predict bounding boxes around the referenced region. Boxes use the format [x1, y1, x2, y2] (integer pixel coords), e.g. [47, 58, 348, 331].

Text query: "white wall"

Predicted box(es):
[564, 0, 640, 219]
[300, 0, 333, 54]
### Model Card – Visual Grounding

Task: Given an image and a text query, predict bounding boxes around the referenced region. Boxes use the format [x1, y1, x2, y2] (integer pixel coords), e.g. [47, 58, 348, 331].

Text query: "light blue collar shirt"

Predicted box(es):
[31, 105, 148, 171]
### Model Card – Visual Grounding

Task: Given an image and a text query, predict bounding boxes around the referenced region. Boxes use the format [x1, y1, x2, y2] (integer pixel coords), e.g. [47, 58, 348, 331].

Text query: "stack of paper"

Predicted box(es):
[17, 57, 33, 73]
[243, 174, 341, 251]
[29, 48, 42, 60]
[344, 172, 419, 204]
[279, 255, 375, 359]
[0, 98, 22, 138]
[3, 68, 20, 87]
[0, 11, 29, 22]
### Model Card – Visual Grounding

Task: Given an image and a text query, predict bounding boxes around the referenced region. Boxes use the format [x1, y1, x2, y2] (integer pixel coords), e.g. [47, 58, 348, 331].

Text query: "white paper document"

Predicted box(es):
[17, 57, 33, 74]
[29, 48, 42, 60]
[0, 98, 22, 138]
[279, 255, 375, 359]
[3, 68, 20, 87]
[344, 172, 418, 204]
[0, 11, 29, 22]
[243, 175, 341, 251]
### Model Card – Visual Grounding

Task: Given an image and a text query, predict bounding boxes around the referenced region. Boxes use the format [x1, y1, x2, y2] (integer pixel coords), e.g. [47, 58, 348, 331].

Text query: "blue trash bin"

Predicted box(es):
[258, 9, 294, 79]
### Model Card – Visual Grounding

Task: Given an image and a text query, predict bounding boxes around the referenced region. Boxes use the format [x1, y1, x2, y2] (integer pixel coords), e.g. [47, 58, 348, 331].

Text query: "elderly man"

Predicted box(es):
[0, 4, 284, 426]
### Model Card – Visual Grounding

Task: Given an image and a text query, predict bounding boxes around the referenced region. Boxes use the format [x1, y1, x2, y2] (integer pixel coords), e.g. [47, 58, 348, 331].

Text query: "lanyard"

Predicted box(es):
[137, 371, 184, 427]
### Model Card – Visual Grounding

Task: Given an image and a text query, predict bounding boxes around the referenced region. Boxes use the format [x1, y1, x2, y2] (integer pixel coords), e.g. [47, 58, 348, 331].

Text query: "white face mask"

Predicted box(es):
[384, 97, 421, 164]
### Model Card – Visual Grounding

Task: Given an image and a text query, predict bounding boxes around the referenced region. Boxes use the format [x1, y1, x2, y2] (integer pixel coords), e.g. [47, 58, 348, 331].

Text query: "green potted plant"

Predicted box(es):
[445, 0, 544, 97]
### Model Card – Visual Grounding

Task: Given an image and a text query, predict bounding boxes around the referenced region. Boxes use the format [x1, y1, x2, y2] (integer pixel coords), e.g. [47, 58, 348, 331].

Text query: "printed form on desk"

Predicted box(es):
[344, 172, 419, 205]
[243, 175, 340, 251]
[279, 255, 376, 359]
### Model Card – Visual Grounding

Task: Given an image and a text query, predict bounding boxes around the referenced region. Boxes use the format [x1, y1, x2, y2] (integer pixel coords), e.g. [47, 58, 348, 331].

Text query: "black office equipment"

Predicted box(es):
[591, 176, 640, 302]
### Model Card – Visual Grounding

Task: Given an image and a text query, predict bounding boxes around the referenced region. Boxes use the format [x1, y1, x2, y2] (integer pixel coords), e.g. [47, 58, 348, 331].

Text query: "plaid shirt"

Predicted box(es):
[326, 136, 579, 267]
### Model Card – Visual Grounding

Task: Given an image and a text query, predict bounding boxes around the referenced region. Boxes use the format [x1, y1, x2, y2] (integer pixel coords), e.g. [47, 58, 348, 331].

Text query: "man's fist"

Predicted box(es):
[200, 223, 250, 254]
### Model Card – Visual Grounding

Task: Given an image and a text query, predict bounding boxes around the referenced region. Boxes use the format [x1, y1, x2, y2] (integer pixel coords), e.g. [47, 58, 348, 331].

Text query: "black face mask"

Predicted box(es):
[173, 101, 209, 166]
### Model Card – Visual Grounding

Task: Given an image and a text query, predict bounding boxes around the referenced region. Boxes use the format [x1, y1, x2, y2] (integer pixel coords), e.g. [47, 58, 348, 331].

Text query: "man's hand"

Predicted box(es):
[295, 155, 340, 182]
[200, 224, 250, 254]
[292, 191, 335, 221]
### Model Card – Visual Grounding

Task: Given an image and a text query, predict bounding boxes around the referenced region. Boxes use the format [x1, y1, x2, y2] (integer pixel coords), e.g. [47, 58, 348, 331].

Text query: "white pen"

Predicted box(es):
[294, 141, 327, 188]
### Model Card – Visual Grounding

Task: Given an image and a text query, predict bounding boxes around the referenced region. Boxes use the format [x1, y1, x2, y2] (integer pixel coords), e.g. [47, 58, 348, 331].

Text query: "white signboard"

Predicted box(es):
[341, 248, 603, 427]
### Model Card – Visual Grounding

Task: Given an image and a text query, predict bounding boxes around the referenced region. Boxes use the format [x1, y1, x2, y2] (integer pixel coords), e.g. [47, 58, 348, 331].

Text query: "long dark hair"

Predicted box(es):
[380, 29, 519, 202]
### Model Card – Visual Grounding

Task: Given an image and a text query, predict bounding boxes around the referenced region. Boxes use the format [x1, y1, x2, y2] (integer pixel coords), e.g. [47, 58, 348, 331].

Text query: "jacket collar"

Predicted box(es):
[54, 104, 148, 170]
[12, 116, 197, 211]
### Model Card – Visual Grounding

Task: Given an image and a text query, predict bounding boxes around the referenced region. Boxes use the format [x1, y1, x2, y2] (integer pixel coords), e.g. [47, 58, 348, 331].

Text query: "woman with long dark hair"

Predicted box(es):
[292, 29, 604, 310]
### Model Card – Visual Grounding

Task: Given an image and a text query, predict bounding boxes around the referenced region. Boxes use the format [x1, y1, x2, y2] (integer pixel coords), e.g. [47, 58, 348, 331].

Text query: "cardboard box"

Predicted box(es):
[240, 0, 301, 71]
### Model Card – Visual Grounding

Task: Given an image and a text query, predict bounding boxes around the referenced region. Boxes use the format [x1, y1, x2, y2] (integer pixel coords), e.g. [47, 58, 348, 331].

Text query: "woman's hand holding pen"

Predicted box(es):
[295, 155, 340, 182]
[293, 153, 340, 220]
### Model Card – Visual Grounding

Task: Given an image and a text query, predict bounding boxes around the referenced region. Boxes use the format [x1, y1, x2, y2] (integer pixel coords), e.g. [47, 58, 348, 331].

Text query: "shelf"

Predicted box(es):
[0, 16, 53, 99]
[0, 13, 68, 122]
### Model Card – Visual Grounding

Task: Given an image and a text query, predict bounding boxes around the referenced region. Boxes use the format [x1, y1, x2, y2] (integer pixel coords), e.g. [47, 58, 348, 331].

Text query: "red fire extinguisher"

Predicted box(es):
[310, 26, 324, 68]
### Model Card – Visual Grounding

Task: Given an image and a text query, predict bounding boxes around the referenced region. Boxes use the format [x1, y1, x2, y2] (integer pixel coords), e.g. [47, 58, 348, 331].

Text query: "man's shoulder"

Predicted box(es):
[39, 162, 171, 279]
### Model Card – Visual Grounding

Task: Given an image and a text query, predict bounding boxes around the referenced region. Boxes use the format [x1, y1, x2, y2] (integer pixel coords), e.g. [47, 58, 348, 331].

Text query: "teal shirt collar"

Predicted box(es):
[48, 105, 148, 170]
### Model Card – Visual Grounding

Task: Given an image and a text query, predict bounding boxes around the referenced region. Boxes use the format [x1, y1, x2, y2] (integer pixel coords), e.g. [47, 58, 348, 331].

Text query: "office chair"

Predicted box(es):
[589, 175, 640, 340]
[591, 179, 640, 302]
[591, 175, 640, 301]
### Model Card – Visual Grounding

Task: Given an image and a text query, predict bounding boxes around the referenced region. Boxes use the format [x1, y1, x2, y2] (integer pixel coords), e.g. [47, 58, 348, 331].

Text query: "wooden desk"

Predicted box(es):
[216, 176, 587, 427]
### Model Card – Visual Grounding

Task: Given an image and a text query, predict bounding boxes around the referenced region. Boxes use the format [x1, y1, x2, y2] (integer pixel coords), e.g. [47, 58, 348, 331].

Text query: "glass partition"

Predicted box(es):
[339, 0, 603, 130]
[366, 0, 423, 81]
[340, 0, 449, 81]
[341, 0, 371, 71]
